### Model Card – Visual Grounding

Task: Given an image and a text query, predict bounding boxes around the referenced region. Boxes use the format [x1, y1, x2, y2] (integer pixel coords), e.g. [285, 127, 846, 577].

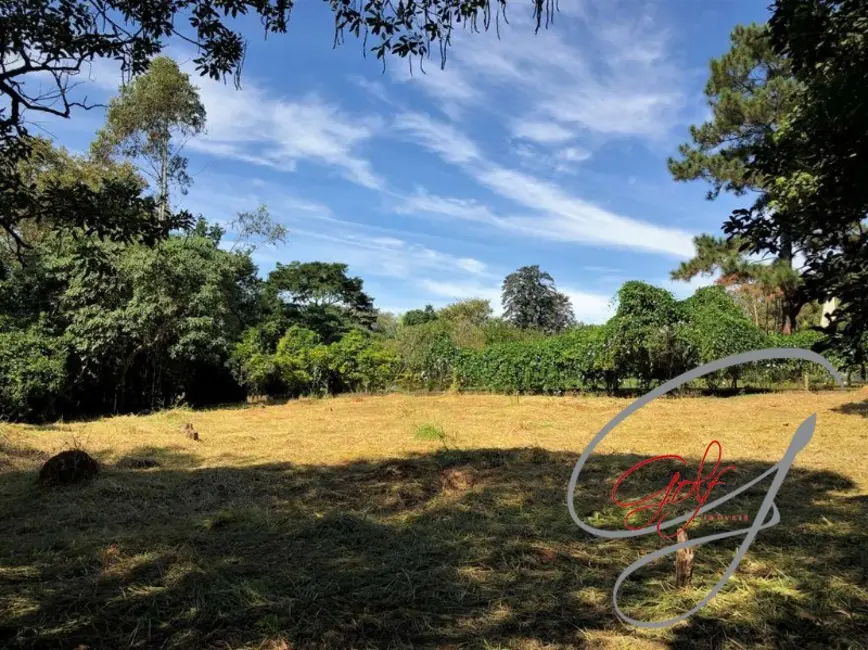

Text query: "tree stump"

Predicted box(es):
[182, 423, 199, 441]
[675, 528, 694, 588]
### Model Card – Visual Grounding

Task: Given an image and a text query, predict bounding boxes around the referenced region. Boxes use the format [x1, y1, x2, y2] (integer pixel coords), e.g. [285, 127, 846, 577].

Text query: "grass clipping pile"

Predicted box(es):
[38, 449, 99, 486]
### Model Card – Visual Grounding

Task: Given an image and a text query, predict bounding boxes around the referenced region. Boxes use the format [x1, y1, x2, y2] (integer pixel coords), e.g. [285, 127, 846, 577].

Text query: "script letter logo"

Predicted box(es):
[566, 348, 845, 629]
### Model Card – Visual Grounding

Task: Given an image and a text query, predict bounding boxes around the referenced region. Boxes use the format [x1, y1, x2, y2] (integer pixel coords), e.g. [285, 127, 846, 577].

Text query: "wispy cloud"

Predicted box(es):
[192, 81, 383, 189]
[394, 114, 695, 258]
[398, 1, 688, 144]
[394, 112, 481, 164]
[512, 120, 575, 145]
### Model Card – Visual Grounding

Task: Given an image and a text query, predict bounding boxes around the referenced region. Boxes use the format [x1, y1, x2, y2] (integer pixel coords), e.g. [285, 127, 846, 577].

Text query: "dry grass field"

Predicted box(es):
[1, 390, 867, 649]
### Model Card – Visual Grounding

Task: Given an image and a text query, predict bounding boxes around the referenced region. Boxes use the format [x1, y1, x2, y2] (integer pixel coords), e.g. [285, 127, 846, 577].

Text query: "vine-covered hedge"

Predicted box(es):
[226, 284, 836, 400]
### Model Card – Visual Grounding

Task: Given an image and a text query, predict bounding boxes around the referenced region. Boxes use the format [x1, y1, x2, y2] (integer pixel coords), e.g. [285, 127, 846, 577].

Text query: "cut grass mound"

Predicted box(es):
[37, 449, 99, 485]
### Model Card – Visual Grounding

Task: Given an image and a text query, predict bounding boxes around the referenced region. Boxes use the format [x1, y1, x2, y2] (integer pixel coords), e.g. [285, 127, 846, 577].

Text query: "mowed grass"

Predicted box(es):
[1, 390, 867, 649]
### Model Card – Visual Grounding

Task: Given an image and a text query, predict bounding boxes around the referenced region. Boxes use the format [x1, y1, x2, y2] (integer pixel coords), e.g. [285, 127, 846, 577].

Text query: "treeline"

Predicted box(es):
[230, 280, 838, 401]
[0, 216, 851, 423]
[1, 139, 859, 423]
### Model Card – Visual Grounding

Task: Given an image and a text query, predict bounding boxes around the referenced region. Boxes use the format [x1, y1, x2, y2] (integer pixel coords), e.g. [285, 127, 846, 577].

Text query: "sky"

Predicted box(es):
[29, 0, 772, 321]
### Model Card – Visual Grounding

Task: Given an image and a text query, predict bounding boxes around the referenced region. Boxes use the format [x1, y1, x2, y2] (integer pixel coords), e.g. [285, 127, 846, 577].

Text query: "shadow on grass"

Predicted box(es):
[0, 449, 866, 649]
[833, 399, 868, 418]
[113, 446, 203, 469]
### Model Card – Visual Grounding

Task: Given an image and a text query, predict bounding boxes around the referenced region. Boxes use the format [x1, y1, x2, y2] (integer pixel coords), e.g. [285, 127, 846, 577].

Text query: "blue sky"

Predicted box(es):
[35, 0, 771, 321]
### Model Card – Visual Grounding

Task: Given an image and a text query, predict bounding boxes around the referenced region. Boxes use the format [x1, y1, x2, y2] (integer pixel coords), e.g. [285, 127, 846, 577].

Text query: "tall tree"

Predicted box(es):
[725, 0, 868, 369]
[92, 57, 206, 222]
[265, 261, 376, 343]
[668, 23, 806, 334]
[501, 265, 575, 334]
[671, 233, 805, 334]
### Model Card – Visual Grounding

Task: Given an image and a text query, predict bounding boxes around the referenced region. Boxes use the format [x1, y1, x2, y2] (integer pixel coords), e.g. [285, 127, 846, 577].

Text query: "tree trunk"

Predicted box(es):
[779, 232, 795, 334]
[159, 124, 169, 223]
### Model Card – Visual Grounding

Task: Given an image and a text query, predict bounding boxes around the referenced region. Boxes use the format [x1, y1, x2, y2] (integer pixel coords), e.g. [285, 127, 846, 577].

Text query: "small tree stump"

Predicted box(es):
[675, 528, 694, 588]
[182, 423, 199, 441]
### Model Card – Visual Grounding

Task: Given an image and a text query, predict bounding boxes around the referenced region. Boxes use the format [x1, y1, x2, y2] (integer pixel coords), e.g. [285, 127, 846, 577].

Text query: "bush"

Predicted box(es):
[0, 327, 69, 421]
[274, 326, 327, 396]
[682, 287, 768, 389]
[607, 282, 689, 388]
[394, 321, 459, 390]
[759, 329, 830, 385]
[453, 324, 618, 394]
[229, 327, 285, 396]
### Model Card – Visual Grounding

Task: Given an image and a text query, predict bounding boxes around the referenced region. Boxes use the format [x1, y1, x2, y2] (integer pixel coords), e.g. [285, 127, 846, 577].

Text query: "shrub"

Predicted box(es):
[0, 327, 69, 421]
[413, 423, 449, 448]
[682, 287, 768, 389]
[607, 282, 688, 388]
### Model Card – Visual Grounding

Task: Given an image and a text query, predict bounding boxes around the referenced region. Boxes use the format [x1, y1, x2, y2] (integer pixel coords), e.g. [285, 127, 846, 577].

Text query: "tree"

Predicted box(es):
[724, 0, 868, 370]
[92, 57, 206, 221]
[373, 311, 399, 338]
[502, 265, 575, 334]
[265, 261, 376, 343]
[402, 305, 438, 326]
[438, 298, 492, 327]
[1, 135, 186, 266]
[668, 23, 806, 334]
[228, 205, 287, 254]
[672, 233, 805, 334]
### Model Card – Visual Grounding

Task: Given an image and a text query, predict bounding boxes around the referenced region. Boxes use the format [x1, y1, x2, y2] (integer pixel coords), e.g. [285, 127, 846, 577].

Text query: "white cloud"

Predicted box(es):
[395, 115, 695, 258]
[390, 58, 484, 116]
[289, 229, 490, 281]
[512, 120, 575, 144]
[394, 112, 481, 164]
[476, 166, 694, 257]
[560, 287, 617, 324]
[397, 2, 688, 143]
[181, 68, 384, 189]
[394, 189, 498, 224]
[557, 147, 592, 163]
[457, 258, 487, 274]
[419, 279, 501, 304]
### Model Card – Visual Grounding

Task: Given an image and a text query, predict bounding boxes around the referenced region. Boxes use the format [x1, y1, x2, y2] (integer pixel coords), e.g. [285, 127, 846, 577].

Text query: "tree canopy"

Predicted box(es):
[668, 22, 806, 334]
[264, 261, 376, 343]
[723, 0, 868, 367]
[92, 56, 206, 221]
[502, 265, 575, 334]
